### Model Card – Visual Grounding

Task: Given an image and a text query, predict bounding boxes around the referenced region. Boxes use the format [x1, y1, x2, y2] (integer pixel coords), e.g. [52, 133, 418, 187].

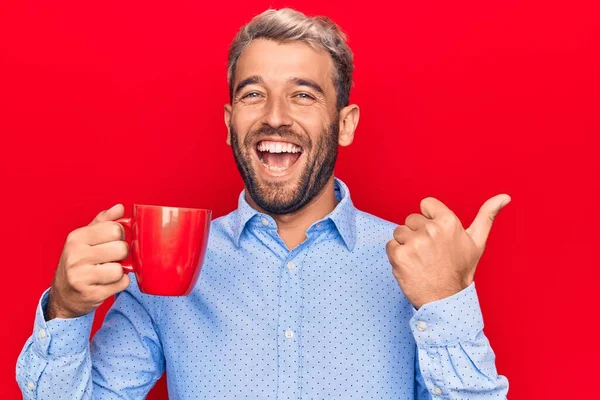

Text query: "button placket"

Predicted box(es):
[276, 253, 304, 399]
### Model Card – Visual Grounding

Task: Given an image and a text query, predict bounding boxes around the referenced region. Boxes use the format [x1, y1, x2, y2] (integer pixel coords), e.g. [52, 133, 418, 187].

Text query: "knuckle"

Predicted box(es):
[64, 251, 81, 269]
[386, 240, 404, 260]
[107, 241, 129, 261]
[107, 263, 124, 280]
[386, 239, 396, 253]
[393, 226, 409, 242]
[117, 241, 129, 258]
[411, 236, 427, 250]
[107, 222, 123, 241]
[119, 274, 131, 291]
[65, 268, 84, 289]
[66, 228, 82, 243]
[425, 223, 439, 237]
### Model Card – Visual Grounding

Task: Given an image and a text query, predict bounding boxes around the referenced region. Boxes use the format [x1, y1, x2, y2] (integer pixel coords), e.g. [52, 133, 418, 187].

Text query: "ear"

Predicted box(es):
[224, 104, 232, 146]
[337, 104, 360, 147]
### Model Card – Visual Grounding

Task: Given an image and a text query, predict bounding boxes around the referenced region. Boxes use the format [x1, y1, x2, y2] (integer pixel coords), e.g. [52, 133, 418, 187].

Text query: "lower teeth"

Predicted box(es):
[261, 161, 288, 172]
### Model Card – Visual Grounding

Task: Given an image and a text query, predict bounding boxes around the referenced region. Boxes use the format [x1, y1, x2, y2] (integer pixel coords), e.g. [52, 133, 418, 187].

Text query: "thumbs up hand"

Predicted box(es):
[386, 194, 511, 309]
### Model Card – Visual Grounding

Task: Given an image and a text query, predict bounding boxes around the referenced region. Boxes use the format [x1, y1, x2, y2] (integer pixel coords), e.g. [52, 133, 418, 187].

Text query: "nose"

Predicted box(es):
[263, 97, 293, 129]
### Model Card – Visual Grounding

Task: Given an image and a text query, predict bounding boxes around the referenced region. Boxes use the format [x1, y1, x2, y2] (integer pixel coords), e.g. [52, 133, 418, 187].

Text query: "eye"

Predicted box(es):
[242, 92, 262, 99]
[239, 91, 264, 104]
[295, 93, 315, 100]
[293, 92, 317, 105]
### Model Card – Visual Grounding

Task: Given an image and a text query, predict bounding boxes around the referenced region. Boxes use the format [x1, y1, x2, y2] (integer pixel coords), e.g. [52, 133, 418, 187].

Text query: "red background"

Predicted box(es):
[1, 1, 598, 398]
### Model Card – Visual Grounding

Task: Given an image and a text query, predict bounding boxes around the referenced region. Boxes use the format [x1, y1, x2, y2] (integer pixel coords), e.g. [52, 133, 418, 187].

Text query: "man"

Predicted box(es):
[17, 8, 510, 399]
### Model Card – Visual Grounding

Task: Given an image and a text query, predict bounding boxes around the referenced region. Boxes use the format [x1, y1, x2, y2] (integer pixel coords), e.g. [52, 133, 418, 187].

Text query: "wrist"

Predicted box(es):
[46, 288, 75, 320]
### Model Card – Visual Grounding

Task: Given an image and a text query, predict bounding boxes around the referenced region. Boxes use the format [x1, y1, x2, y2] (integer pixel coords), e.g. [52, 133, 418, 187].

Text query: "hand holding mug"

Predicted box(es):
[47, 203, 212, 320]
[47, 204, 130, 320]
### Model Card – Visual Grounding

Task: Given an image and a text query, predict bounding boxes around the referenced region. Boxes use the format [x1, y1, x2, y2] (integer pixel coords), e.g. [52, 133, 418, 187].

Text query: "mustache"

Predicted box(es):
[244, 125, 311, 151]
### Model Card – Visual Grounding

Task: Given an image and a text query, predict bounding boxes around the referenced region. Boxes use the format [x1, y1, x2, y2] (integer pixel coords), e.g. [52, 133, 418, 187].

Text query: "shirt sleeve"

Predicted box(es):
[16, 287, 95, 399]
[410, 282, 509, 399]
[16, 277, 165, 399]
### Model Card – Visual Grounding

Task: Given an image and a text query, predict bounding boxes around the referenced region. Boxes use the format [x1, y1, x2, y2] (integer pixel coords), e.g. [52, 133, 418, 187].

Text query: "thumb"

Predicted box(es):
[465, 194, 511, 249]
[88, 204, 125, 225]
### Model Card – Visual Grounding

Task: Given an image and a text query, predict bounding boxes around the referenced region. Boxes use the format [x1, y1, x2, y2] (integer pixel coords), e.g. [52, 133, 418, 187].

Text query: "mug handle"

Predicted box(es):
[115, 217, 135, 273]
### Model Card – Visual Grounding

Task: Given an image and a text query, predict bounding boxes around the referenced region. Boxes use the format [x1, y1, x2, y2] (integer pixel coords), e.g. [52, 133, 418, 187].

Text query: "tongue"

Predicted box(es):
[262, 152, 300, 168]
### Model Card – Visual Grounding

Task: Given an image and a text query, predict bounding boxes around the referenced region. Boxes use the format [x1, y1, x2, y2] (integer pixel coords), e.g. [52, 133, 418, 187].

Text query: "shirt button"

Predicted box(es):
[286, 261, 295, 270]
[432, 386, 442, 395]
[261, 217, 269, 226]
[416, 321, 428, 331]
[285, 329, 294, 339]
[316, 222, 323, 228]
[27, 381, 35, 391]
[38, 328, 47, 339]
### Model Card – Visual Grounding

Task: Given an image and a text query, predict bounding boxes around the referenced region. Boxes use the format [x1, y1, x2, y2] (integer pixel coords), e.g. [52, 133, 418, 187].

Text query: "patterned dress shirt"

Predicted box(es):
[17, 177, 509, 399]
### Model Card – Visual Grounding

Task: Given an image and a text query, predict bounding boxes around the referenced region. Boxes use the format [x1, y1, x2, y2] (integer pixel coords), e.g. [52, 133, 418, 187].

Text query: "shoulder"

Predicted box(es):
[353, 208, 398, 245]
[207, 210, 238, 241]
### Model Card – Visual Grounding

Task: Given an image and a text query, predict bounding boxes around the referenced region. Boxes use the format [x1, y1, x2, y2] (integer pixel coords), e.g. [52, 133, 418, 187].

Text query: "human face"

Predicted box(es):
[225, 39, 343, 215]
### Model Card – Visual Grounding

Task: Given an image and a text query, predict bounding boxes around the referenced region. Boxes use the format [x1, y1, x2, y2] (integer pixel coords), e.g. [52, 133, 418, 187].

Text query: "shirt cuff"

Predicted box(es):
[31, 288, 95, 357]
[409, 281, 484, 347]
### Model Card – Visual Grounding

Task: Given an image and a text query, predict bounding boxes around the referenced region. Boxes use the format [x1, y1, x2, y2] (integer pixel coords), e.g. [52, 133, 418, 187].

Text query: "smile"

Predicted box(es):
[255, 140, 304, 173]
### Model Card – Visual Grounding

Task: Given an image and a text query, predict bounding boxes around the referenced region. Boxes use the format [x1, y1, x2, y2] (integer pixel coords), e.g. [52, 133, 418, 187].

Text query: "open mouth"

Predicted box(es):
[255, 140, 303, 172]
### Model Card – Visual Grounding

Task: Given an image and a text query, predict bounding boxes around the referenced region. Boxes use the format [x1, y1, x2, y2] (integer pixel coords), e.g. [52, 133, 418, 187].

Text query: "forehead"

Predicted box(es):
[234, 38, 335, 90]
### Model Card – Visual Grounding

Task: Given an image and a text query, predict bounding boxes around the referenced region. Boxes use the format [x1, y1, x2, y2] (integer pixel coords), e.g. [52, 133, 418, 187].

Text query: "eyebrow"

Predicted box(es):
[234, 76, 264, 97]
[288, 77, 325, 96]
[233, 76, 326, 98]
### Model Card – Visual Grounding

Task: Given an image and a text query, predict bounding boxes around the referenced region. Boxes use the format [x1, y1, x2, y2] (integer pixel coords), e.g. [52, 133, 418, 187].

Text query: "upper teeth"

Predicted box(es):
[257, 141, 302, 153]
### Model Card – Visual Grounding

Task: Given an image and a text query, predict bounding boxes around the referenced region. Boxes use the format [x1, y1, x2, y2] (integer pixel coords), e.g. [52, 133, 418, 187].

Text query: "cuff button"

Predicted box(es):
[416, 321, 428, 331]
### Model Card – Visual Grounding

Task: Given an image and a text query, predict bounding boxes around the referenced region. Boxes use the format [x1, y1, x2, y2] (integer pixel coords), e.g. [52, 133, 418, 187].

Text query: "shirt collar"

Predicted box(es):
[232, 177, 357, 251]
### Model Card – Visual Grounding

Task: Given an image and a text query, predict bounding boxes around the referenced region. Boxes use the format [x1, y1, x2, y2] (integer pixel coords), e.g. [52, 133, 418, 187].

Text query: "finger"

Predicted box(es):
[88, 204, 125, 226]
[87, 240, 129, 264]
[393, 225, 413, 244]
[466, 194, 511, 249]
[386, 239, 410, 269]
[87, 262, 125, 285]
[96, 273, 131, 299]
[419, 197, 454, 220]
[69, 221, 124, 246]
[386, 238, 401, 257]
[405, 213, 428, 231]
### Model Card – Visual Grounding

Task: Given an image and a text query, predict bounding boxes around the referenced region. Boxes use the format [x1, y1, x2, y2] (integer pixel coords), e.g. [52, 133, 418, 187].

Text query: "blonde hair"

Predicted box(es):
[227, 8, 354, 110]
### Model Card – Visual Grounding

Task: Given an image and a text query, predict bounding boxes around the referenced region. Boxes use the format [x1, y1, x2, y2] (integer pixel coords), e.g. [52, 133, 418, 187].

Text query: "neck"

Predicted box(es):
[245, 176, 339, 250]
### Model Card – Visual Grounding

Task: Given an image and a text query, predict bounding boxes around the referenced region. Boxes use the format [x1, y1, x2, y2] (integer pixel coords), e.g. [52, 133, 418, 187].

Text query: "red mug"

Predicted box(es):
[115, 204, 212, 296]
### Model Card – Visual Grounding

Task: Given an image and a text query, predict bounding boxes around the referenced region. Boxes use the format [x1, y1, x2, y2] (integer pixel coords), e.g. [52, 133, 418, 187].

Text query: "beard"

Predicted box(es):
[230, 118, 339, 215]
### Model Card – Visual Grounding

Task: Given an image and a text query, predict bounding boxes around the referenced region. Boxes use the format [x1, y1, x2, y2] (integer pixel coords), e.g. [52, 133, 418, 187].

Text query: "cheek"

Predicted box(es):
[232, 108, 265, 138]
[294, 114, 330, 146]
[232, 105, 261, 127]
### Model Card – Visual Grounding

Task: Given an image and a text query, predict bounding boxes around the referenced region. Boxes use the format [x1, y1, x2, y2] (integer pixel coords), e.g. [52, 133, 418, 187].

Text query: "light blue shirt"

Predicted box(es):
[17, 178, 508, 399]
